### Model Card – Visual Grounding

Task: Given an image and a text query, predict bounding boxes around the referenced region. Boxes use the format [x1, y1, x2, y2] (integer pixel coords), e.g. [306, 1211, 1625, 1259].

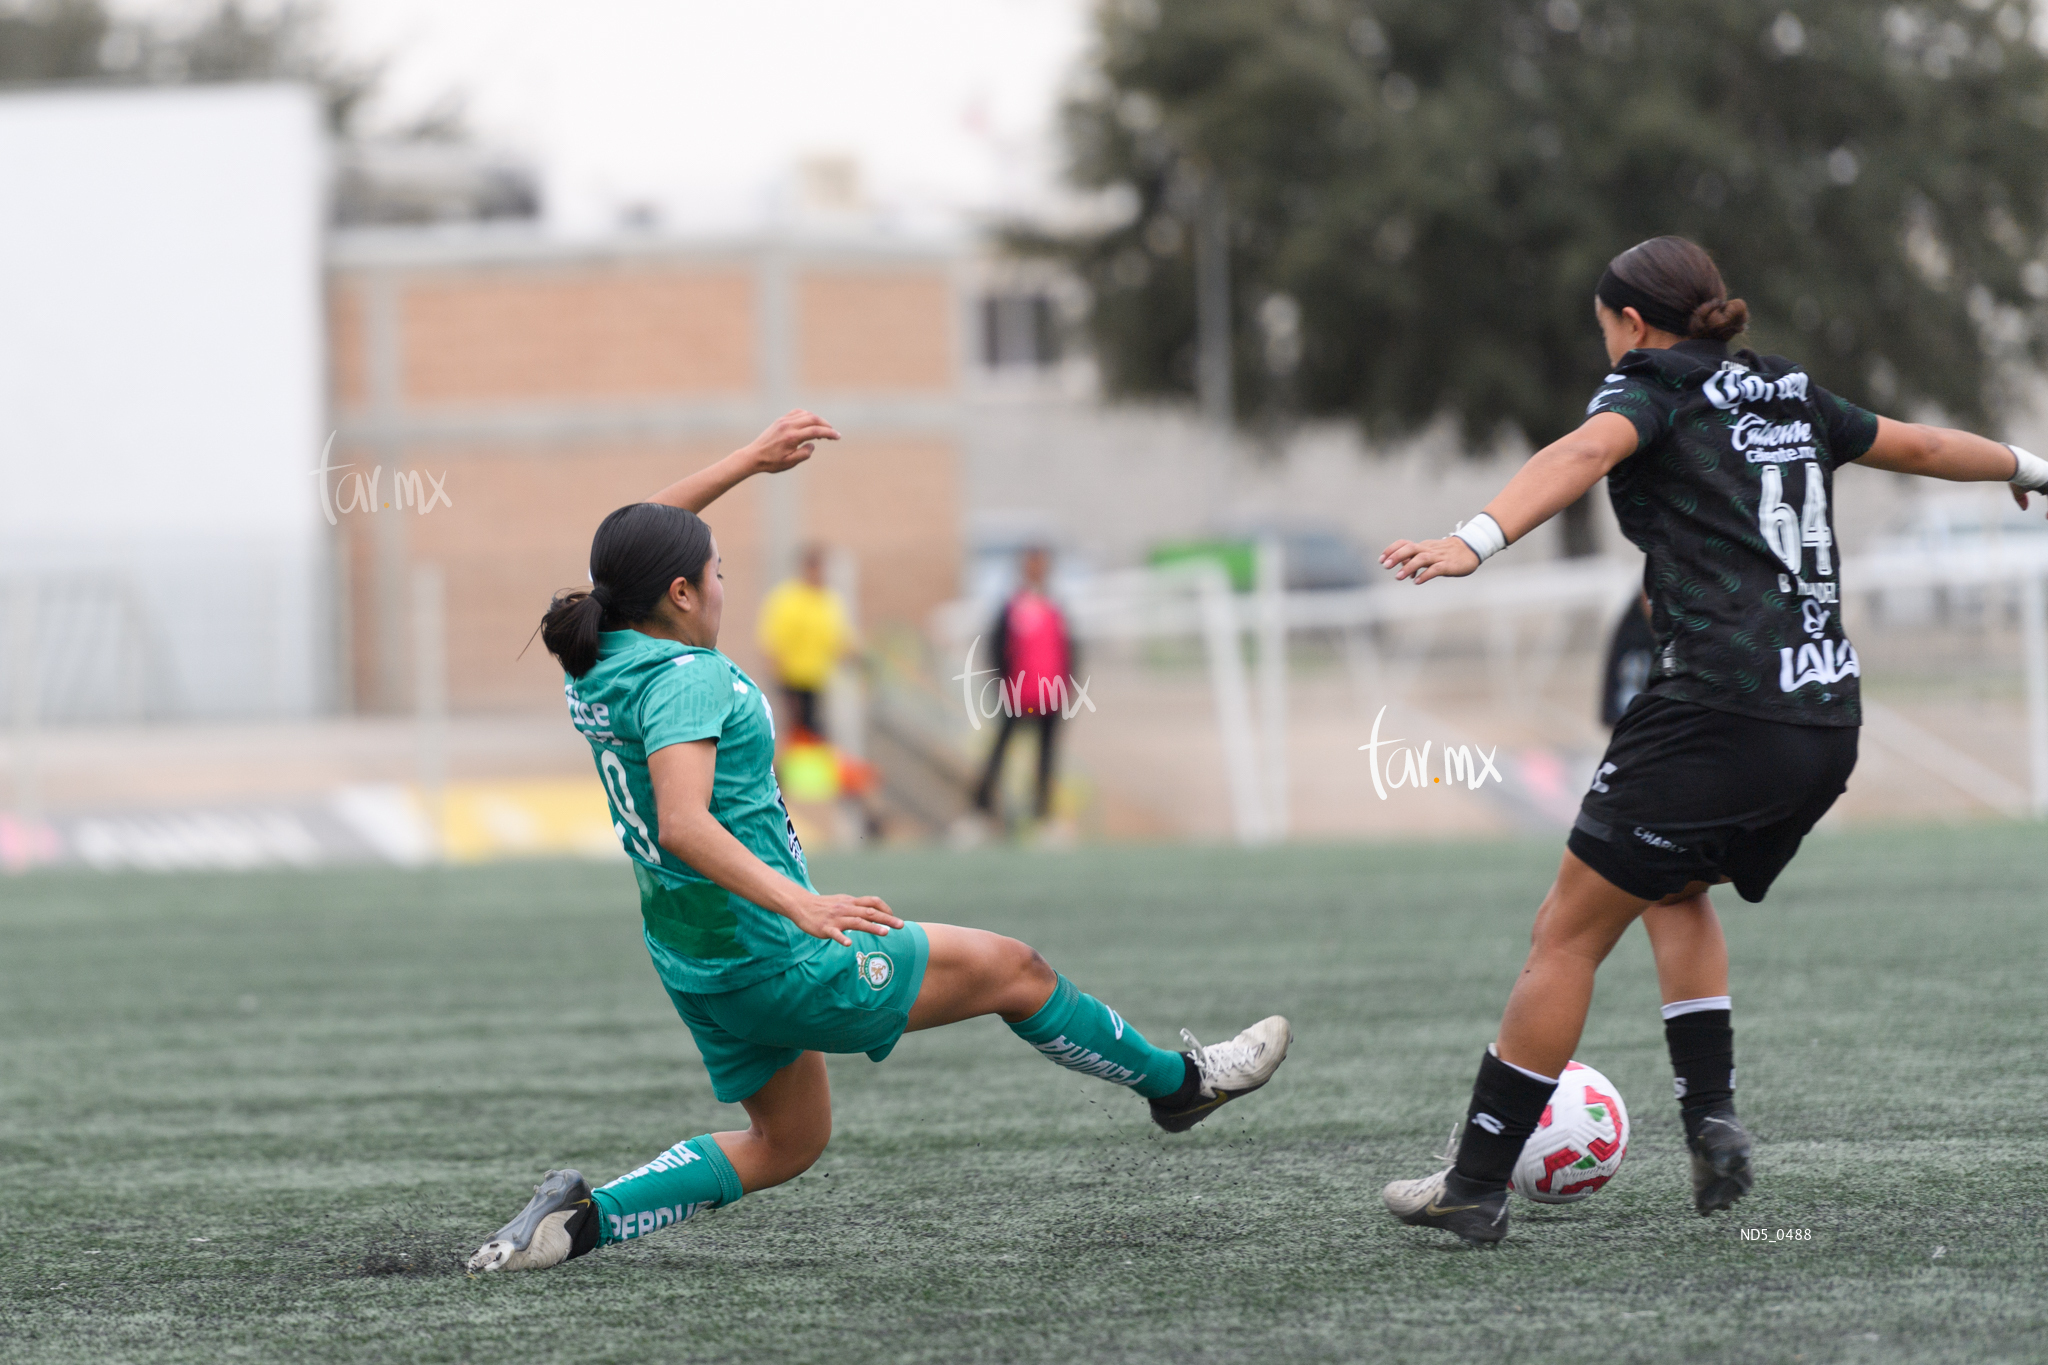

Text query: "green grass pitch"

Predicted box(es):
[2, 825, 2043, 1363]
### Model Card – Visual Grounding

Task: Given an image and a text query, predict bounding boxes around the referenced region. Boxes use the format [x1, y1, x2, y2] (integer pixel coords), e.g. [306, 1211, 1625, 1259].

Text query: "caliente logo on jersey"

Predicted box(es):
[1731, 412, 1818, 463]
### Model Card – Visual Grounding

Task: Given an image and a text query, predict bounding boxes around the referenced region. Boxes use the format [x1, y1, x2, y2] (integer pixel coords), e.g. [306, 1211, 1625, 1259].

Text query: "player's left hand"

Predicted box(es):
[747, 409, 841, 474]
[2013, 484, 2043, 517]
[1380, 535, 1480, 584]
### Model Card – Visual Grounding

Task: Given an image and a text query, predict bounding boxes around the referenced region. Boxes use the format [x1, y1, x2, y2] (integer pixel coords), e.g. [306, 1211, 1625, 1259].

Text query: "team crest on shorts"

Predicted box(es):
[856, 950, 894, 991]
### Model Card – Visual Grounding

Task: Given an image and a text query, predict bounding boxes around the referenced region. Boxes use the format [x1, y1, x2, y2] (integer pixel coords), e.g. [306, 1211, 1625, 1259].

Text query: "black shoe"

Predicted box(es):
[1687, 1109, 1754, 1216]
[467, 1169, 599, 1272]
[1147, 1016, 1293, 1134]
[1382, 1166, 1511, 1246]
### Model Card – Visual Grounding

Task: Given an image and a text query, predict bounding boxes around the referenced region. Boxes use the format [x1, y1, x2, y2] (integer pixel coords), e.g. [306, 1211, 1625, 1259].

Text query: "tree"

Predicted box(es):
[1050, 0, 2048, 463]
[1, 1, 534, 223]
[1, 1, 377, 130]
[0, 0, 106, 83]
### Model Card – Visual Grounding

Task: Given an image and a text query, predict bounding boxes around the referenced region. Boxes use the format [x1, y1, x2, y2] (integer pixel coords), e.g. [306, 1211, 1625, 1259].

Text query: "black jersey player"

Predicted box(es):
[1376, 236, 2048, 1246]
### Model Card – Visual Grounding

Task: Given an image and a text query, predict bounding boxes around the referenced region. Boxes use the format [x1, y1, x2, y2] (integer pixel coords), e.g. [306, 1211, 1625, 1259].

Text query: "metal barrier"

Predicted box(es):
[934, 546, 2048, 844]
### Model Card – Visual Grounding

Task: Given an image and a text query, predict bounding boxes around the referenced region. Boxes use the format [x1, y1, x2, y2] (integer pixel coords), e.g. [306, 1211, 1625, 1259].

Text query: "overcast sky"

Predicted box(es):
[121, 0, 1098, 236]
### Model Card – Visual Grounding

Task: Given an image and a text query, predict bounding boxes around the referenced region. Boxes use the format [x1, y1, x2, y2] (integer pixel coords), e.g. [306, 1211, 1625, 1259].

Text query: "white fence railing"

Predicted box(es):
[936, 544, 2048, 844]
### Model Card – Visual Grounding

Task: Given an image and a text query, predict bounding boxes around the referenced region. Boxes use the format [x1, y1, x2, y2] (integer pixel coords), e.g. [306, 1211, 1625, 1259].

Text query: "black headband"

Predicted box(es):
[1596, 266, 1698, 338]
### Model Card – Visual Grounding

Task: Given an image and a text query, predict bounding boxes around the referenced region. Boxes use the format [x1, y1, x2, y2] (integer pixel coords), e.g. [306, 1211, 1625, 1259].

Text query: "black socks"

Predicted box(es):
[1157, 1053, 1202, 1109]
[565, 1198, 602, 1261]
[1442, 1012, 1732, 1189]
[1450, 1049, 1559, 1190]
[1665, 1008, 1736, 1143]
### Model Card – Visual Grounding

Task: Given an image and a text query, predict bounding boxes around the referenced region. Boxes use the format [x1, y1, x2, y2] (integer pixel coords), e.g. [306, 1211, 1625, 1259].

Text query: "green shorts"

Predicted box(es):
[665, 922, 930, 1103]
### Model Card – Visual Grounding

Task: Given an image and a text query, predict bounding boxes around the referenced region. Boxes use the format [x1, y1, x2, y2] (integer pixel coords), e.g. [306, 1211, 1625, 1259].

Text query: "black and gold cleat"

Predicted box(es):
[467, 1169, 599, 1273]
[1687, 1109, 1754, 1215]
[1148, 1016, 1292, 1134]
[1382, 1166, 1511, 1247]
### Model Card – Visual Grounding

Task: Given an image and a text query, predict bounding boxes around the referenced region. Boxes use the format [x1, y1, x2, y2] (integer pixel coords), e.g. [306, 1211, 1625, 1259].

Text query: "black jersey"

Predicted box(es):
[1587, 339, 1879, 728]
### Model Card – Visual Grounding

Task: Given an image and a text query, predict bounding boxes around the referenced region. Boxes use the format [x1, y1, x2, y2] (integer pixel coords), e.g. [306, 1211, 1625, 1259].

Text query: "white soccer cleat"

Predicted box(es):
[1149, 1015, 1293, 1132]
[467, 1169, 598, 1273]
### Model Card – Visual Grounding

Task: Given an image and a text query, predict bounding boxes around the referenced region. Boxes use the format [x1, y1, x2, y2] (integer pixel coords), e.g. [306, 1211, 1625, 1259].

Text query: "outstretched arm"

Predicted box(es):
[1856, 418, 2048, 514]
[647, 738, 901, 945]
[648, 409, 841, 513]
[1380, 411, 1641, 584]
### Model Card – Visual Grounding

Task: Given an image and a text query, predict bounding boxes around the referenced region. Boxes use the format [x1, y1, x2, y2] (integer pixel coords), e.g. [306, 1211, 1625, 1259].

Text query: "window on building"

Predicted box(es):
[979, 292, 1060, 369]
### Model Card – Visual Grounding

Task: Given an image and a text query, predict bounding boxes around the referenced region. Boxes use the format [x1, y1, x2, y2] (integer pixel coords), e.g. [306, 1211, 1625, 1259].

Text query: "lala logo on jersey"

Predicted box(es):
[1779, 638, 1860, 693]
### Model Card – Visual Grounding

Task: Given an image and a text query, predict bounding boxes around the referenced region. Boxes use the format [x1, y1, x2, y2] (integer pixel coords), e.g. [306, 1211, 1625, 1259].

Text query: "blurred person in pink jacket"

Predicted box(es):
[972, 547, 1073, 823]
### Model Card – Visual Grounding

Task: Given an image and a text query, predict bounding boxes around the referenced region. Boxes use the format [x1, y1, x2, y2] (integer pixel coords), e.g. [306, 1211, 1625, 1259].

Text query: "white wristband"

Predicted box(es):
[1450, 513, 1508, 564]
[2008, 444, 2048, 492]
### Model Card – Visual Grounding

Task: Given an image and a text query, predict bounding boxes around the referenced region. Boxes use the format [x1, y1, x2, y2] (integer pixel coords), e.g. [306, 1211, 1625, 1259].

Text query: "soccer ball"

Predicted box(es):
[1509, 1060, 1630, 1204]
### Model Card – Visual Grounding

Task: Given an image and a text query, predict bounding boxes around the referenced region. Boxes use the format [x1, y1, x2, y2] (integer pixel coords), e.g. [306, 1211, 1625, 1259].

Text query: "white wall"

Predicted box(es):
[0, 84, 326, 720]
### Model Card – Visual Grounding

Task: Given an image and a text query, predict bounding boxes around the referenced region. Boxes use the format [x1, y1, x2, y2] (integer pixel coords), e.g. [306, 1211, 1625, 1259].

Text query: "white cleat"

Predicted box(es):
[1149, 1015, 1293, 1132]
[468, 1169, 598, 1273]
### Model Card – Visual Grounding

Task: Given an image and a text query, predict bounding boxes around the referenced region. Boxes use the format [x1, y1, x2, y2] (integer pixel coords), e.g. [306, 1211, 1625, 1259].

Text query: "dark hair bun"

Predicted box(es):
[540, 590, 607, 679]
[1689, 296, 1748, 342]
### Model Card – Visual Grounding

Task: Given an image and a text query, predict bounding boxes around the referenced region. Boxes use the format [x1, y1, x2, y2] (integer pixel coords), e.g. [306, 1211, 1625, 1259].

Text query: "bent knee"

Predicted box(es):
[760, 1127, 829, 1182]
[979, 932, 1042, 978]
[1001, 938, 1056, 988]
[784, 1134, 829, 1176]
[986, 936, 1057, 1015]
[1527, 916, 1623, 961]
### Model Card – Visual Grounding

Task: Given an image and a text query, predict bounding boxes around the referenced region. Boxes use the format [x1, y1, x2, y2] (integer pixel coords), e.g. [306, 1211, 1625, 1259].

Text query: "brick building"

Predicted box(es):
[325, 230, 965, 713]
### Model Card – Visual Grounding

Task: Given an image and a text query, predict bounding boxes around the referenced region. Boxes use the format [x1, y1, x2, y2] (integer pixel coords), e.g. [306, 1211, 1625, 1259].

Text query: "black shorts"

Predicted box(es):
[1566, 696, 1858, 904]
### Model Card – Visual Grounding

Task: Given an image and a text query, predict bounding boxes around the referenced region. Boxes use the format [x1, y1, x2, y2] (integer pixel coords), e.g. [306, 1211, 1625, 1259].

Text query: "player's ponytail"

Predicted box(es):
[1597, 236, 1748, 343]
[540, 591, 607, 679]
[541, 503, 715, 678]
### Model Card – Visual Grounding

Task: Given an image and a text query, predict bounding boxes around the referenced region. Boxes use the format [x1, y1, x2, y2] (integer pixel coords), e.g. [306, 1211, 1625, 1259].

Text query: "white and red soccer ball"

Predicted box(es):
[1509, 1060, 1630, 1204]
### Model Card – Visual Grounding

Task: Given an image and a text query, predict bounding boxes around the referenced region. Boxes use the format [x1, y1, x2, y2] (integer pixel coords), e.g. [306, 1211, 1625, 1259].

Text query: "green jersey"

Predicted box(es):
[567, 630, 822, 993]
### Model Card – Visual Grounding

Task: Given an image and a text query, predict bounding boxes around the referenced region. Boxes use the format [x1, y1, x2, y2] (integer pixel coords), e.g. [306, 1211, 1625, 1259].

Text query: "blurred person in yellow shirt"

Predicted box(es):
[757, 545, 852, 743]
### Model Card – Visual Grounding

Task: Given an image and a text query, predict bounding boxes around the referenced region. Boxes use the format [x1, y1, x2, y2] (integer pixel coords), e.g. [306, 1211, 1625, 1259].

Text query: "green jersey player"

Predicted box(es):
[468, 411, 1292, 1273]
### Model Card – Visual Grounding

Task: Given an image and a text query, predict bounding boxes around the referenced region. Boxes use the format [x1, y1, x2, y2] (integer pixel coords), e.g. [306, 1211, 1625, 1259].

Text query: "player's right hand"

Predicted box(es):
[747, 409, 841, 474]
[785, 891, 903, 945]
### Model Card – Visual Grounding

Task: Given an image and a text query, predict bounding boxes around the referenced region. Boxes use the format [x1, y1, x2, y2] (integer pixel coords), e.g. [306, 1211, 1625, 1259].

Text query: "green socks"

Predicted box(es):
[1007, 974, 1190, 1100]
[590, 978, 1187, 1250]
[591, 1135, 743, 1246]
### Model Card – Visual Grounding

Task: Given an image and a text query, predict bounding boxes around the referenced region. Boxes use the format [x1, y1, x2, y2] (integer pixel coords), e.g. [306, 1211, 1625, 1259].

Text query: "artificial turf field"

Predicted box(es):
[1, 826, 2042, 1364]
